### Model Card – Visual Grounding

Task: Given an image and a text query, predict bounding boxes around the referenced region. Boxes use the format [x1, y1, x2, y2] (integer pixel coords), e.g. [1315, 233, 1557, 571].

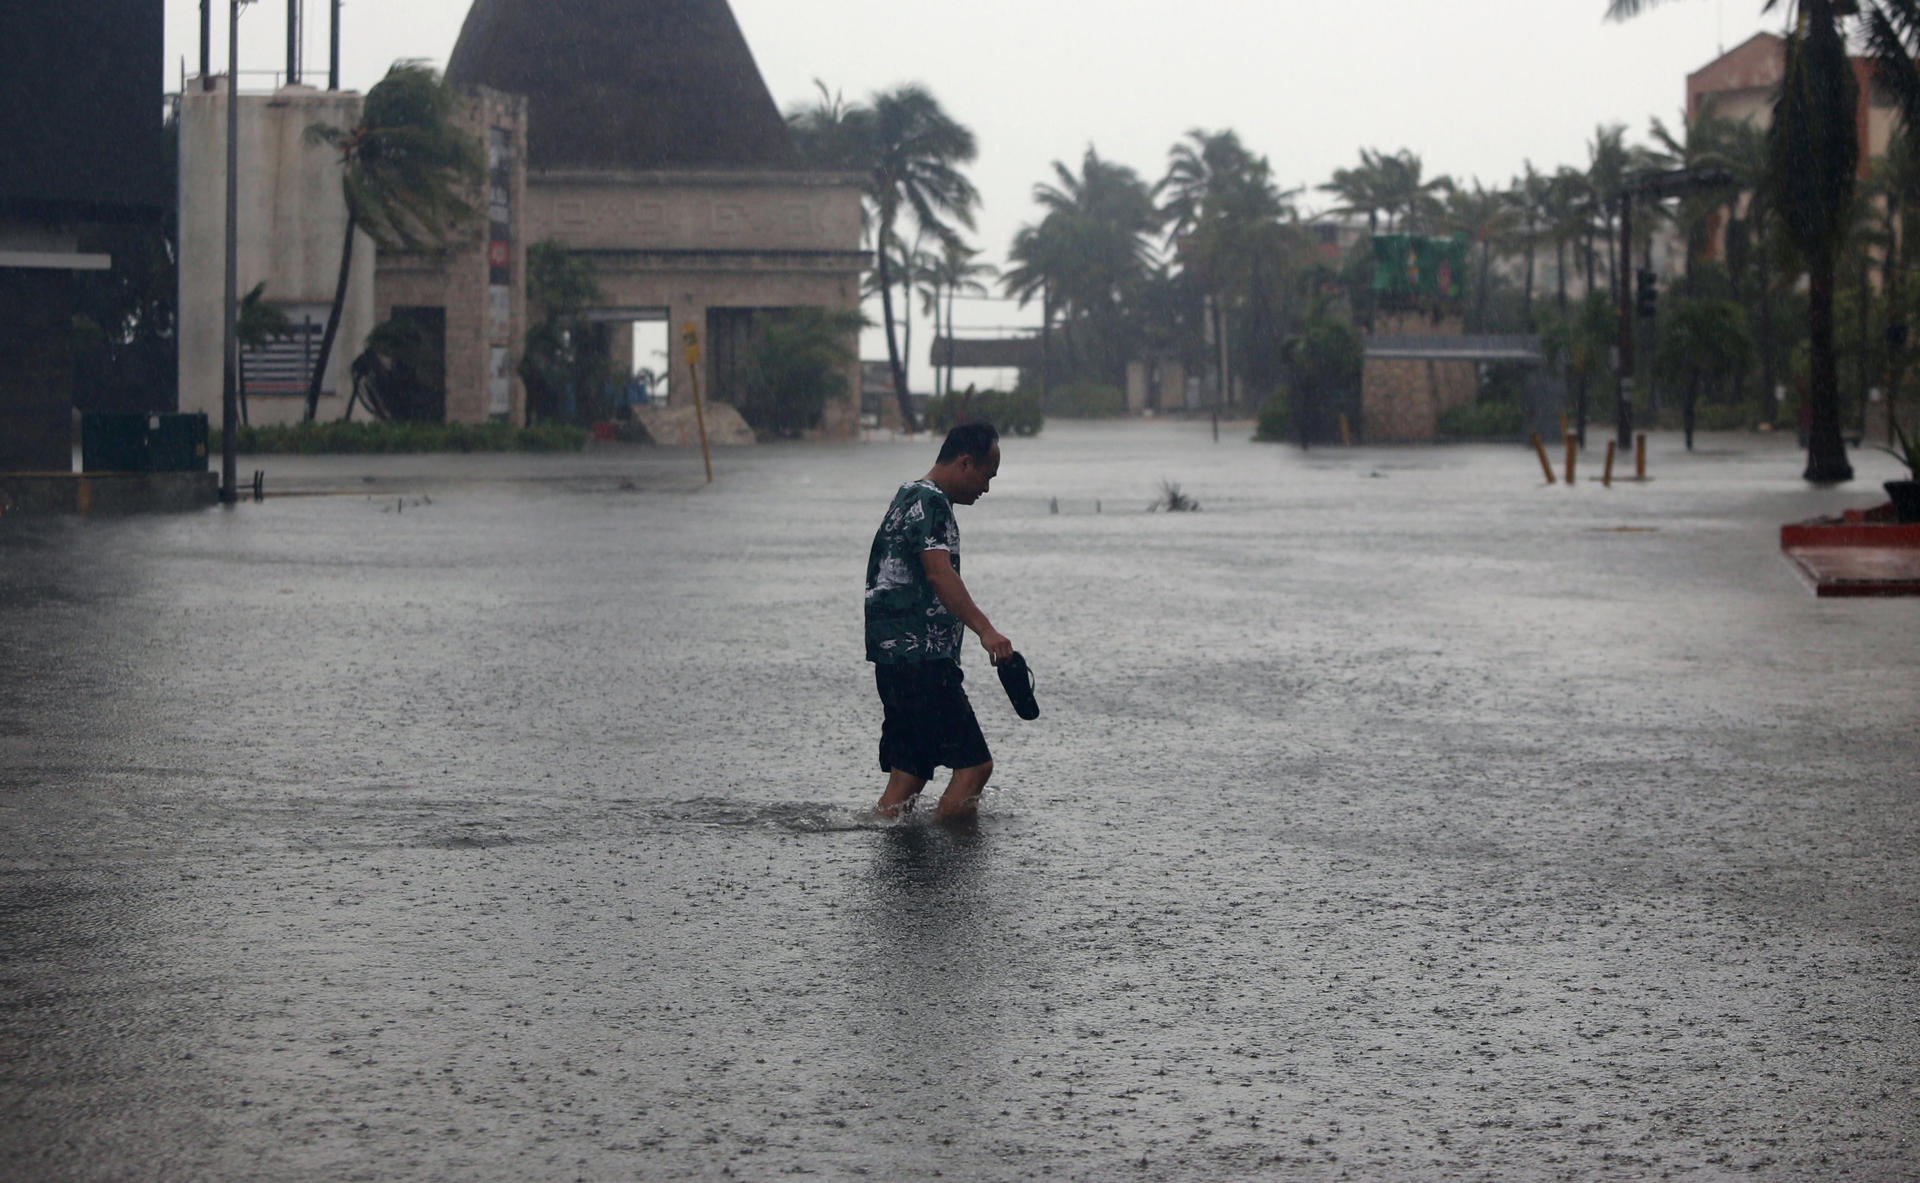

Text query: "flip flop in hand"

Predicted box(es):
[998, 651, 1040, 720]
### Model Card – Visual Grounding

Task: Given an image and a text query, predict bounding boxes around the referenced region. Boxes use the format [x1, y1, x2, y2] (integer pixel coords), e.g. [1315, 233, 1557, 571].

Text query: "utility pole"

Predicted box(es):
[199, 0, 211, 85]
[221, 0, 247, 504]
[286, 0, 300, 86]
[1616, 193, 1635, 451]
[328, 0, 340, 90]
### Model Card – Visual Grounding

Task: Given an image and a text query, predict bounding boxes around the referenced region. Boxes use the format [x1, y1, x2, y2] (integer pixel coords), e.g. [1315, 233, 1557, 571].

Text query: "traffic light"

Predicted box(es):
[1635, 268, 1658, 319]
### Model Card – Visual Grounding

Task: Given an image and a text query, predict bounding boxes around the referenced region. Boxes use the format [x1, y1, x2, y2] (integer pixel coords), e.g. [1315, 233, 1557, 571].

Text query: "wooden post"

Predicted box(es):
[1564, 431, 1577, 486]
[1635, 432, 1647, 480]
[681, 323, 713, 484]
[1603, 440, 1616, 487]
[1338, 413, 1352, 447]
[1531, 433, 1557, 484]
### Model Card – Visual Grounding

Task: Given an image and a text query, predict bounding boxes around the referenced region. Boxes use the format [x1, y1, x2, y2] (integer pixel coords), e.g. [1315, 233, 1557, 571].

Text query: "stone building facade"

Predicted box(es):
[1361, 313, 1478, 442]
[373, 87, 529, 424]
[445, 0, 868, 438]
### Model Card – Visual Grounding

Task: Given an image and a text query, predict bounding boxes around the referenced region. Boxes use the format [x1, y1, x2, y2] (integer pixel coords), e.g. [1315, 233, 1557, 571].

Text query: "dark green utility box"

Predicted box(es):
[148, 413, 209, 472]
[80, 411, 149, 472]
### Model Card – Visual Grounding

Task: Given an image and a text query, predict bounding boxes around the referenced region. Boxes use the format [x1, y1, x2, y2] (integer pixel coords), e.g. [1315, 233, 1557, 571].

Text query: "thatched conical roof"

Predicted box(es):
[446, 0, 799, 171]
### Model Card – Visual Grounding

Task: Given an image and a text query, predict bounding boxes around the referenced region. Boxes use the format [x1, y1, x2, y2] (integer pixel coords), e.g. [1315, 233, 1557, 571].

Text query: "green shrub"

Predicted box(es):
[735, 307, 864, 438]
[211, 421, 588, 454]
[1253, 393, 1290, 442]
[1047, 379, 1126, 418]
[1437, 401, 1524, 440]
[922, 389, 1043, 436]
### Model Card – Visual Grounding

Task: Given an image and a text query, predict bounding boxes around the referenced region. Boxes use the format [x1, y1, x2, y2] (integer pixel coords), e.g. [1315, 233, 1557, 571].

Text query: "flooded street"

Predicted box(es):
[3, 421, 1917, 1181]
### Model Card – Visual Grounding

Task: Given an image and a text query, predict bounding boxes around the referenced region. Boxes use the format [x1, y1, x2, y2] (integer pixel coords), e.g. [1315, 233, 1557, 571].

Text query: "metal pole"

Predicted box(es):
[200, 0, 212, 82]
[221, 1, 242, 504]
[286, 0, 299, 85]
[328, 0, 340, 90]
[1615, 193, 1635, 451]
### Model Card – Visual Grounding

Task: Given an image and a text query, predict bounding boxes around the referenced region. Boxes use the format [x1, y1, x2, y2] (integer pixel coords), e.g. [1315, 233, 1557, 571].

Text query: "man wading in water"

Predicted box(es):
[865, 423, 1013, 820]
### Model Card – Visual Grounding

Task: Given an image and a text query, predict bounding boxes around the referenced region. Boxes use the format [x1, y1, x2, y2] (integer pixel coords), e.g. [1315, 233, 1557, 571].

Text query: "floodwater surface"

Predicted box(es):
[2, 422, 1916, 1181]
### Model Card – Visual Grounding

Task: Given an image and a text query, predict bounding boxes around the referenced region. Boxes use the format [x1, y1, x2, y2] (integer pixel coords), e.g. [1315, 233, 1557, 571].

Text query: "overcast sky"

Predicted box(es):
[165, 0, 1785, 385]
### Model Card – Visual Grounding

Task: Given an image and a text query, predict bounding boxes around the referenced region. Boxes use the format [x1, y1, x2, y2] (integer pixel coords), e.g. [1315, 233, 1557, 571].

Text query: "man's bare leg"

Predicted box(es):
[934, 760, 992, 821]
[875, 768, 929, 818]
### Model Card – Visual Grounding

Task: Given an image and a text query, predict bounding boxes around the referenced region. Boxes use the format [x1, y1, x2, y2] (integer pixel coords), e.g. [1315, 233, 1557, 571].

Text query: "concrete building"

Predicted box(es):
[177, 81, 376, 426]
[2, 0, 167, 471]
[1688, 32, 1897, 173]
[445, 0, 868, 436]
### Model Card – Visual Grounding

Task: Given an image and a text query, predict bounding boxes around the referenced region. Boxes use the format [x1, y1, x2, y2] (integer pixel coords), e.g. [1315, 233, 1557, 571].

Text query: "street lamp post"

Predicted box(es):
[221, 0, 251, 504]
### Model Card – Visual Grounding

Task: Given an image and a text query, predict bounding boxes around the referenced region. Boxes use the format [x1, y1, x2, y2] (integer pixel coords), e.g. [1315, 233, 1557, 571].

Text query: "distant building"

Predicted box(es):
[1687, 32, 1897, 176]
[177, 82, 383, 426]
[1, 0, 167, 470]
[445, 0, 869, 436]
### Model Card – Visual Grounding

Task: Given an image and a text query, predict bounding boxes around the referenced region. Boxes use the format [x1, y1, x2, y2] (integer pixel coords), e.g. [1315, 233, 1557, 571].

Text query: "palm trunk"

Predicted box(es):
[1556, 237, 1568, 319]
[1886, 196, 1908, 442]
[306, 205, 358, 422]
[944, 284, 957, 399]
[1522, 232, 1535, 328]
[1804, 246, 1854, 481]
[876, 233, 915, 431]
[1758, 245, 1778, 429]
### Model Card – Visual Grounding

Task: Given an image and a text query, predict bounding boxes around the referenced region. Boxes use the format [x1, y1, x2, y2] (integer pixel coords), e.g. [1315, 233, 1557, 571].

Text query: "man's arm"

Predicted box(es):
[920, 549, 1012, 663]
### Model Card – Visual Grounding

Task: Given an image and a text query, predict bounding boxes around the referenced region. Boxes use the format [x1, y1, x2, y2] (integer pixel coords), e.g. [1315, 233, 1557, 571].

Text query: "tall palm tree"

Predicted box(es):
[1609, 0, 1857, 481]
[1509, 161, 1554, 325]
[1002, 222, 1070, 400]
[1445, 181, 1518, 332]
[303, 62, 484, 422]
[1034, 147, 1163, 384]
[864, 85, 979, 431]
[1647, 110, 1736, 290]
[920, 242, 995, 396]
[1160, 130, 1292, 409]
[1584, 123, 1633, 301]
[1369, 149, 1454, 234]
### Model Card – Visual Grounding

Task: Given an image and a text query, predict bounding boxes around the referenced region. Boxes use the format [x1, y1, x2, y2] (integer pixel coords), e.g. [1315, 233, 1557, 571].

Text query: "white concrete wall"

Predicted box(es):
[178, 80, 375, 425]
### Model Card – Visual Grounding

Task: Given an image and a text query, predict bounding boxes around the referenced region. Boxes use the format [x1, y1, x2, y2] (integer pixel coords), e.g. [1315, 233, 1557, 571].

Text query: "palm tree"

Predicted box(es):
[920, 242, 995, 396]
[787, 82, 977, 430]
[1370, 149, 1454, 234]
[302, 62, 484, 422]
[1584, 124, 1633, 301]
[1160, 130, 1294, 410]
[1657, 297, 1754, 448]
[1609, 0, 1857, 481]
[1002, 221, 1073, 401]
[863, 86, 979, 431]
[1445, 181, 1518, 332]
[235, 281, 291, 427]
[1509, 161, 1554, 325]
[1033, 147, 1162, 385]
[1647, 111, 1736, 291]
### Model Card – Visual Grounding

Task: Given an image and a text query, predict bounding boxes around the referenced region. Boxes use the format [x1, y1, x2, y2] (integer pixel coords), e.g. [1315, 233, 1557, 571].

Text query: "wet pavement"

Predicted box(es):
[2, 422, 1916, 1181]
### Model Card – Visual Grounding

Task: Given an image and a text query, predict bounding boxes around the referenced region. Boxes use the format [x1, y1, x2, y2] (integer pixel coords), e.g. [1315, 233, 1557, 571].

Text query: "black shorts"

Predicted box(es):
[874, 658, 992, 781]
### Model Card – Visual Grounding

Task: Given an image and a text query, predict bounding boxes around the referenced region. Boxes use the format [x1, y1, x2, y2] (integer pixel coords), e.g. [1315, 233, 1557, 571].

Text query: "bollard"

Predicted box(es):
[1635, 432, 1647, 480]
[1603, 440, 1616, 487]
[1563, 431, 1577, 486]
[1558, 412, 1569, 440]
[1530, 433, 1557, 484]
[1338, 413, 1352, 447]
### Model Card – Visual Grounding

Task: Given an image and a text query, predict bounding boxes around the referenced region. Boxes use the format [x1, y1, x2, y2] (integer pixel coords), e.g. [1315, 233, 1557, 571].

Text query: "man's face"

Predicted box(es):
[952, 444, 1000, 504]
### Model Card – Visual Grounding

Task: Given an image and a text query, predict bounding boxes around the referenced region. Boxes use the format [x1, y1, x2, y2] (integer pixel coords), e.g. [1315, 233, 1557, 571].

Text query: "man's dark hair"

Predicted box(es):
[937, 422, 999, 464]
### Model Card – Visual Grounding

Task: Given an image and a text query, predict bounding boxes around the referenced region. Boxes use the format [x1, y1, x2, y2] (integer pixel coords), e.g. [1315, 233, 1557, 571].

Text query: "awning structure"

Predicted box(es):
[1364, 334, 1545, 363]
